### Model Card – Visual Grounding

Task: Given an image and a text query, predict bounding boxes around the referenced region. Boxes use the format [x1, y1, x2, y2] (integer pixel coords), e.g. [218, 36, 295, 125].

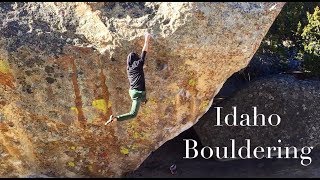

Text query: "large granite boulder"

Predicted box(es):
[0, 2, 284, 177]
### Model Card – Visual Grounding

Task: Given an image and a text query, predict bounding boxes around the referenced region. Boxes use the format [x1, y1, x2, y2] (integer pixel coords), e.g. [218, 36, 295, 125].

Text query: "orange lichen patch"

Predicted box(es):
[0, 72, 15, 89]
[56, 55, 87, 125]
[54, 56, 71, 70]
[99, 67, 112, 117]
[0, 101, 6, 106]
[0, 60, 15, 89]
[3, 145, 21, 158]
[0, 123, 9, 132]
[70, 46, 93, 54]
[71, 58, 87, 125]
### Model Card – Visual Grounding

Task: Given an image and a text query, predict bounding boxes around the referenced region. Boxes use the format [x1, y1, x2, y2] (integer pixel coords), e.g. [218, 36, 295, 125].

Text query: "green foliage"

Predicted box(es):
[301, 6, 320, 56]
[256, 2, 320, 76]
[264, 2, 319, 48]
[301, 6, 320, 75]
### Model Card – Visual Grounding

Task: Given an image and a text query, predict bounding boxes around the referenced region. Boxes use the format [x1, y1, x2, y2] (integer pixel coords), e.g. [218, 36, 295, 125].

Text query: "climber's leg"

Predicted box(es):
[116, 89, 144, 121]
[116, 99, 141, 121]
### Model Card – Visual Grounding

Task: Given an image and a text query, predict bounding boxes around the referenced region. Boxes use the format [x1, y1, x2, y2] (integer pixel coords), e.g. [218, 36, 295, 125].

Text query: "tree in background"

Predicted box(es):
[301, 6, 320, 75]
[254, 2, 320, 76]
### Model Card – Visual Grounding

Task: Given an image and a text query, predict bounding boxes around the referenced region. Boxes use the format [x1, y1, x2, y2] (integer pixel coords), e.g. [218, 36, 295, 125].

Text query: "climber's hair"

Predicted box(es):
[127, 52, 140, 68]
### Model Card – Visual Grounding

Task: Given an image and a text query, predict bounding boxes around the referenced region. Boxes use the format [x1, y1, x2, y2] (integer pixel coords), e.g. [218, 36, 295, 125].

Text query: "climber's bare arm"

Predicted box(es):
[142, 32, 152, 53]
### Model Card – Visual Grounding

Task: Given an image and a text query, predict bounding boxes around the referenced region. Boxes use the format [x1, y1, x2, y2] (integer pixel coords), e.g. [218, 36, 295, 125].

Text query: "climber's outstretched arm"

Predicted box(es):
[142, 32, 152, 53]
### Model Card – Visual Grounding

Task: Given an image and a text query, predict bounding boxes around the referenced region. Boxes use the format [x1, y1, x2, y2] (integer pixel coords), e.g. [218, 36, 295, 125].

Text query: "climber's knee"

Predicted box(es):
[122, 112, 136, 120]
[129, 109, 139, 118]
[126, 98, 141, 120]
[131, 113, 138, 119]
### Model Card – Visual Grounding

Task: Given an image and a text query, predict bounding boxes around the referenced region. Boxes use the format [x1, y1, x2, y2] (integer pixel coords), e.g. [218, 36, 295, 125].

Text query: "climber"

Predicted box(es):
[105, 32, 152, 125]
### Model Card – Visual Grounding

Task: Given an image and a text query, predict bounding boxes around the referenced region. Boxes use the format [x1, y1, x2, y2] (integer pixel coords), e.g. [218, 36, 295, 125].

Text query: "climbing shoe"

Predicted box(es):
[105, 115, 114, 125]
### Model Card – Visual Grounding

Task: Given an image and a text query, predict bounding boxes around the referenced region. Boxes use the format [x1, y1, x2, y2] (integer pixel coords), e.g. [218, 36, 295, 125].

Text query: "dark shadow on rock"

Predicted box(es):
[1, 20, 89, 56]
[102, 2, 156, 19]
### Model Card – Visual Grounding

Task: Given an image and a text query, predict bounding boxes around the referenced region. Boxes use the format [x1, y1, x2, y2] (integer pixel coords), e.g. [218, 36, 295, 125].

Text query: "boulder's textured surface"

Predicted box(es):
[0, 2, 284, 177]
[194, 74, 320, 156]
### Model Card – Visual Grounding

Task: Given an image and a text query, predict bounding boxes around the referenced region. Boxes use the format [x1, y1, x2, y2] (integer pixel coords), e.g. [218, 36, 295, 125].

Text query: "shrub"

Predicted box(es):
[301, 6, 320, 75]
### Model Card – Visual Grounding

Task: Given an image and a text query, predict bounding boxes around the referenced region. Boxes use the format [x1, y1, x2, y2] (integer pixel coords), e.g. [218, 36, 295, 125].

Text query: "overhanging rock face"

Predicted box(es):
[0, 2, 284, 177]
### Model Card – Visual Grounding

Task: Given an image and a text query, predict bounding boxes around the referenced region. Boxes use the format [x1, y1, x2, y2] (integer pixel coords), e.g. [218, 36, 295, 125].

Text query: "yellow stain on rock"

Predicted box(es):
[128, 144, 138, 151]
[92, 99, 112, 114]
[185, 59, 196, 66]
[70, 106, 79, 114]
[141, 107, 152, 115]
[148, 98, 157, 105]
[133, 131, 148, 140]
[119, 144, 139, 156]
[0, 59, 10, 74]
[188, 78, 196, 87]
[120, 146, 129, 155]
[87, 165, 93, 172]
[133, 132, 140, 139]
[200, 100, 209, 111]
[68, 161, 75, 167]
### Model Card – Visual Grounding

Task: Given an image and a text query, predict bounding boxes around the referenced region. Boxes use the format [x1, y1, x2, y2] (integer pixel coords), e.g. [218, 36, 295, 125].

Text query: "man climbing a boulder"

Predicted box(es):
[105, 32, 152, 125]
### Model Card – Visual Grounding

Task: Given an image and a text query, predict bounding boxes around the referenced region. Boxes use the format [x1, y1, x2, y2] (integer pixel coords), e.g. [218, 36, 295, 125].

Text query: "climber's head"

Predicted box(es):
[127, 52, 140, 67]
